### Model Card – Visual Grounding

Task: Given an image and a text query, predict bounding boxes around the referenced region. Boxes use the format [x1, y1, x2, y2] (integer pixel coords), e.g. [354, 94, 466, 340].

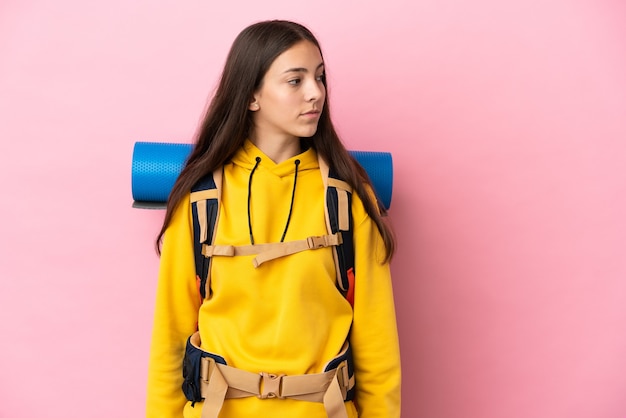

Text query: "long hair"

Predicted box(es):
[156, 20, 395, 261]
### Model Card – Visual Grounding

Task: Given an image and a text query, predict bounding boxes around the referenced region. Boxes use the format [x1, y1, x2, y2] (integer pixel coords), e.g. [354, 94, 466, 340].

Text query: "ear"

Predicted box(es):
[249, 95, 260, 111]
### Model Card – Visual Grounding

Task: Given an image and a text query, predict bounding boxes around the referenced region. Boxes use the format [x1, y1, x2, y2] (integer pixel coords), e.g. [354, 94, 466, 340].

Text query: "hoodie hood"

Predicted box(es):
[231, 140, 319, 178]
[229, 140, 321, 245]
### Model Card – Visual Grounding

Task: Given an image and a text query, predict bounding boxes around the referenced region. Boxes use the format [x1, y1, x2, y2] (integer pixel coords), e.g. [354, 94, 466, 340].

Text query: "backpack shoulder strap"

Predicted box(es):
[190, 168, 223, 300]
[190, 160, 355, 306]
[318, 155, 356, 307]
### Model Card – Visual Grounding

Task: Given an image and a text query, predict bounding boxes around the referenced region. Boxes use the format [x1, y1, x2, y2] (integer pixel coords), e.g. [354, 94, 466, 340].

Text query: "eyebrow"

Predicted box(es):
[282, 62, 325, 74]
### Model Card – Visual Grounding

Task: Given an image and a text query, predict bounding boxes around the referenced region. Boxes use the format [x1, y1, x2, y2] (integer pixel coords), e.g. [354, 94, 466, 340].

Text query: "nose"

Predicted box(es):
[305, 78, 325, 102]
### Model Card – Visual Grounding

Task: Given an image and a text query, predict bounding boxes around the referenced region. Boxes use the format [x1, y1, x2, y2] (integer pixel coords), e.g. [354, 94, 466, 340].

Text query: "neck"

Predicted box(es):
[249, 131, 301, 163]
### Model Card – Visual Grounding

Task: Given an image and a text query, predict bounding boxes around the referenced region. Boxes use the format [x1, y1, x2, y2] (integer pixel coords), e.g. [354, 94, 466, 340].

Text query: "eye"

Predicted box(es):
[288, 78, 301, 85]
[316, 73, 325, 82]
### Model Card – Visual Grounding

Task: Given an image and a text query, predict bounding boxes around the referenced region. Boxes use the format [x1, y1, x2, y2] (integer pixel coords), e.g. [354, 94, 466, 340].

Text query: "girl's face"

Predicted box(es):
[249, 41, 326, 143]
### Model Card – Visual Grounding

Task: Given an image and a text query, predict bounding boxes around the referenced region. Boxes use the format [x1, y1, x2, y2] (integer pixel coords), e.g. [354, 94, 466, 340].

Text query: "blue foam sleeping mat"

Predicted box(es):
[131, 142, 393, 209]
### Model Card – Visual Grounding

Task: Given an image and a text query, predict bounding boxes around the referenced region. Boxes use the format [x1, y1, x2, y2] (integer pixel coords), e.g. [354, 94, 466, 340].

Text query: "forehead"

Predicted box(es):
[267, 41, 324, 73]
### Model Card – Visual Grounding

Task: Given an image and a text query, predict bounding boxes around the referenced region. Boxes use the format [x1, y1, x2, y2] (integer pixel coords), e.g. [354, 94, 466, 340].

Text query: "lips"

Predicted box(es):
[301, 109, 321, 116]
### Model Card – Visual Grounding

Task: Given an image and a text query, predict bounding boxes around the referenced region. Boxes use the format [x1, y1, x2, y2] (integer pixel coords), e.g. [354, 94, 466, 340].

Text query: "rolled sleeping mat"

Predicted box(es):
[131, 141, 393, 209]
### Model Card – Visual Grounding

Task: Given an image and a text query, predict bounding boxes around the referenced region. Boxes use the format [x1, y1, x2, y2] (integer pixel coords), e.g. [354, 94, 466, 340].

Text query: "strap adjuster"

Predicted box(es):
[307, 235, 328, 249]
[258, 372, 285, 399]
[335, 361, 350, 400]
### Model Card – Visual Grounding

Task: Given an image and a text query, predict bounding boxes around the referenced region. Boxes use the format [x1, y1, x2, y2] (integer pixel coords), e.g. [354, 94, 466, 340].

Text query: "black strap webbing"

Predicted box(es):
[191, 173, 219, 299]
[327, 168, 355, 304]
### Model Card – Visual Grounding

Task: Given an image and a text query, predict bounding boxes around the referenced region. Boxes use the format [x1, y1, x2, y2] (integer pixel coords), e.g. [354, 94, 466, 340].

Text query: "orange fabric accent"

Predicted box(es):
[346, 268, 355, 308]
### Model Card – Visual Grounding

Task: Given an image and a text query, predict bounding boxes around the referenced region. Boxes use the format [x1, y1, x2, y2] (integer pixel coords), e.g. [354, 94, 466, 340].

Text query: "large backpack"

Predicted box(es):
[185, 154, 360, 411]
[189, 155, 356, 306]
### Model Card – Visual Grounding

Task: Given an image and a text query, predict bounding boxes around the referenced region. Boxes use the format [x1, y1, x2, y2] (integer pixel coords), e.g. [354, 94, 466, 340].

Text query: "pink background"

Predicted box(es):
[1, 0, 625, 417]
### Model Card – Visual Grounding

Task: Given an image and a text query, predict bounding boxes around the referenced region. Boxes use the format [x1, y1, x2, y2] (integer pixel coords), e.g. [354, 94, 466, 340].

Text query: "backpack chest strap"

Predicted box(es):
[202, 233, 343, 268]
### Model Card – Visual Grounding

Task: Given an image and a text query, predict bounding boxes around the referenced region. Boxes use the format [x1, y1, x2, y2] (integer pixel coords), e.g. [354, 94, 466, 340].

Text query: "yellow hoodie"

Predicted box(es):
[146, 141, 401, 418]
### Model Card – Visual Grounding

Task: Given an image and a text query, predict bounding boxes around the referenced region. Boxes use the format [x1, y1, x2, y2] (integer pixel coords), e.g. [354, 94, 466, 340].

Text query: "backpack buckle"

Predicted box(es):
[258, 372, 285, 399]
[307, 236, 327, 249]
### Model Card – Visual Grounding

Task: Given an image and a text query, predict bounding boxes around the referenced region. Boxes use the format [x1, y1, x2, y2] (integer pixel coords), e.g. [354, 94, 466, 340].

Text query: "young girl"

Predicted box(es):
[146, 20, 401, 418]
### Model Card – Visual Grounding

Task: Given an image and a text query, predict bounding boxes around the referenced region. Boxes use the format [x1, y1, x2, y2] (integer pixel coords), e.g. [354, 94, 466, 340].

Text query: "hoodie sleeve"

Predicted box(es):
[146, 198, 201, 418]
[350, 194, 402, 418]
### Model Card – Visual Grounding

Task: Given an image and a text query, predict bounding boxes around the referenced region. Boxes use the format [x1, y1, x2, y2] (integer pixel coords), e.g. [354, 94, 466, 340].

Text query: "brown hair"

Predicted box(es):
[156, 20, 395, 261]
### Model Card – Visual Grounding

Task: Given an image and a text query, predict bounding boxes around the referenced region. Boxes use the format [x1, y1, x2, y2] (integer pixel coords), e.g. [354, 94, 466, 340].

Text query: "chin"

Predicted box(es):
[297, 128, 319, 138]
